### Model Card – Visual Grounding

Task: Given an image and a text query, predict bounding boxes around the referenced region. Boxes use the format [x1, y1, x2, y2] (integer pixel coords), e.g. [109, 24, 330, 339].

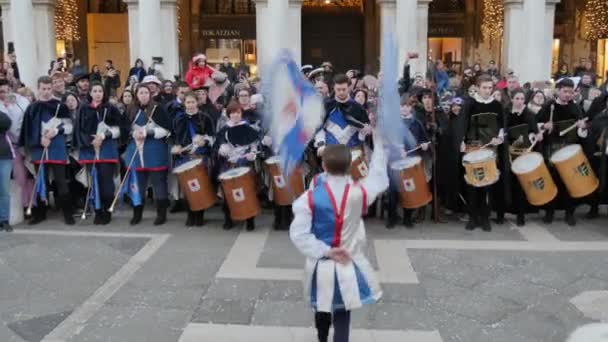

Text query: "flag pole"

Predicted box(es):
[109, 148, 139, 213]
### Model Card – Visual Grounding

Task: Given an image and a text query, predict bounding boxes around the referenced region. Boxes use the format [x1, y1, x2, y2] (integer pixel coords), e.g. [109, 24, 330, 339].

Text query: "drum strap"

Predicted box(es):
[323, 183, 350, 248]
[359, 185, 367, 217]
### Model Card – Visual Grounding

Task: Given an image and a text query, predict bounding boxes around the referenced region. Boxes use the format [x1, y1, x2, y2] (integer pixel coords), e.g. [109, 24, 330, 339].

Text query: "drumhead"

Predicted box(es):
[219, 167, 250, 180]
[463, 148, 494, 163]
[264, 156, 281, 165]
[512, 152, 543, 174]
[550, 144, 580, 163]
[172, 159, 202, 173]
[390, 156, 421, 170]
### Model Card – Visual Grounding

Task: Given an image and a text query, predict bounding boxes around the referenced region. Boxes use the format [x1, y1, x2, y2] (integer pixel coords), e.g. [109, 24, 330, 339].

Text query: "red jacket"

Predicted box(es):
[185, 64, 214, 89]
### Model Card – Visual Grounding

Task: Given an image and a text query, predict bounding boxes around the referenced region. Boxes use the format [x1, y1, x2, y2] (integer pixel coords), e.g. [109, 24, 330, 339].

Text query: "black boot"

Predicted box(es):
[246, 218, 255, 231]
[273, 205, 281, 230]
[494, 211, 505, 224]
[481, 216, 492, 232]
[516, 213, 525, 227]
[281, 206, 293, 230]
[130, 205, 144, 225]
[28, 203, 47, 225]
[465, 215, 477, 231]
[102, 211, 112, 225]
[386, 213, 400, 229]
[169, 199, 185, 213]
[94, 210, 103, 225]
[315, 312, 331, 342]
[543, 209, 554, 223]
[61, 196, 75, 225]
[195, 210, 205, 227]
[566, 210, 576, 226]
[366, 200, 377, 218]
[153, 199, 169, 226]
[585, 205, 599, 219]
[185, 210, 195, 227]
[403, 209, 414, 229]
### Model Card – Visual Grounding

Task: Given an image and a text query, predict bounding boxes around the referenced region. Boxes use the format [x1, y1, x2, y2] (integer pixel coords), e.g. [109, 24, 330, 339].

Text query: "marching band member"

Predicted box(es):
[537, 78, 585, 226]
[461, 74, 505, 232]
[172, 92, 215, 227]
[123, 84, 173, 226]
[587, 106, 608, 217]
[19, 76, 74, 225]
[75, 81, 125, 225]
[313, 74, 371, 159]
[386, 94, 428, 229]
[505, 89, 542, 226]
[290, 132, 387, 342]
[214, 100, 260, 231]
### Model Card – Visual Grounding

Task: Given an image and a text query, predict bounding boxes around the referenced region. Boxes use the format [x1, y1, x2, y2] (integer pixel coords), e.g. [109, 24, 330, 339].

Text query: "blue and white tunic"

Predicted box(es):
[122, 107, 171, 171]
[290, 136, 388, 313]
[314, 101, 368, 149]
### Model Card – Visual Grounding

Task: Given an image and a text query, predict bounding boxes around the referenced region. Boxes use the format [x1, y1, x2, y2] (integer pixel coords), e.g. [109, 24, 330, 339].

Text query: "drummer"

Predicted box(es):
[386, 93, 429, 229]
[537, 78, 586, 226]
[460, 74, 505, 232]
[214, 100, 261, 231]
[587, 107, 608, 217]
[172, 92, 215, 227]
[505, 89, 543, 226]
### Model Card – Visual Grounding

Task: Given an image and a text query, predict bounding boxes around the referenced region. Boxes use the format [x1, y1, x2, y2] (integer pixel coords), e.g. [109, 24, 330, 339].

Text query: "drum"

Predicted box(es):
[219, 167, 260, 220]
[172, 159, 216, 211]
[511, 152, 557, 206]
[462, 148, 500, 187]
[550, 144, 599, 198]
[265, 156, 305, 206]
[390, 157, 432, 209]
[350, 150, 369, 181]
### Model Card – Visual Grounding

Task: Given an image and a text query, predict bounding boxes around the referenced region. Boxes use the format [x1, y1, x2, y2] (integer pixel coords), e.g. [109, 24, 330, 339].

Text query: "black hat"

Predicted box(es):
[73, 73, 90, 83]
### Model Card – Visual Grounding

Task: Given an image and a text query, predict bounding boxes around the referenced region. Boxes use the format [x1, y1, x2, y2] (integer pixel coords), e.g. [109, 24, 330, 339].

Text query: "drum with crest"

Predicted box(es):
[172, 159, 216, 211]
[508, 123, 533, 160]
[264, 156, 305, 206]
[390, 157, 432, 209]
[550, 144, 599, 198]
[462, 148, 500, 187]
[511, 152, 557, 206]
[219, 167, 260, 220]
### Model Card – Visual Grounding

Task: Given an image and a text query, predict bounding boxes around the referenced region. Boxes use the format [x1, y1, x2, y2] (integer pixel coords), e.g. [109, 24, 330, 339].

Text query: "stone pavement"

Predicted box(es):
[1, 207, 608, 342]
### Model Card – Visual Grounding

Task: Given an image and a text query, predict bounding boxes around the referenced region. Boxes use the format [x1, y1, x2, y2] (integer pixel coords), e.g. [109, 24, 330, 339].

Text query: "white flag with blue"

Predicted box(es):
[88, 166, 102, 210]
[264, 49, 323, 178]
[34, 164, 47, 206]
[119, 169, 142, 207]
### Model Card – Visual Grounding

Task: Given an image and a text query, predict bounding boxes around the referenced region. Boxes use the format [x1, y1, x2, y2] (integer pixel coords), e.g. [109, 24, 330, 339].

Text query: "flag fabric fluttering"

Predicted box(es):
[263, 49, 324, 178]
[119, 168, 142, 207]
[88, 166, 102, 211]
[34, 164, 47, 206]
[378, 29, 417, 150]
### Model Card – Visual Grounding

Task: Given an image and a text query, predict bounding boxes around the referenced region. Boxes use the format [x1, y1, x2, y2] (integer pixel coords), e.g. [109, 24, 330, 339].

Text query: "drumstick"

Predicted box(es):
[108, 148, 139, 213]
[559, 118, 588, 137]
[26, 148, 48, 216]
[406, 145, 423, 154]
[81, 152, 100, 220]
[526, 139, 539, 153]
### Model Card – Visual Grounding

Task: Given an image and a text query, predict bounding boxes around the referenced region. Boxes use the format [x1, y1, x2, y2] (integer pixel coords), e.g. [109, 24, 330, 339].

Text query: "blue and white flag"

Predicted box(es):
[34, 164, 47, 206]
[264, 49, 323, 178]
[120, 169, 142, 207]
[88, 166, 102, 210]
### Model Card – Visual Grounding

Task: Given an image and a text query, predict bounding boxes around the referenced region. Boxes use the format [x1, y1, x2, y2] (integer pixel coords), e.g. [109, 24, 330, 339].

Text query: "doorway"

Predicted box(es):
[428, 37, 463, 72]
[87, 13, 129, 91]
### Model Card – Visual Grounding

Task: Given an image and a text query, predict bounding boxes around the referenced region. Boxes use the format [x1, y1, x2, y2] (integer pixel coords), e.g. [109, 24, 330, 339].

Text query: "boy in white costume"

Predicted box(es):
[290, 133, 388, 342]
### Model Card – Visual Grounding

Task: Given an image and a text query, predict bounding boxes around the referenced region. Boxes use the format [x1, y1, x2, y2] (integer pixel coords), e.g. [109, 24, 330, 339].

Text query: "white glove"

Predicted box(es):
[219, 144, 231, 157]
[460, 141, 466, 153]
[246, 152, 257, 161]
[317, 145, 326, 157]
[401, 150, 408, 159]
[262, 135, 273, 147]
[193, 135, 205, 146]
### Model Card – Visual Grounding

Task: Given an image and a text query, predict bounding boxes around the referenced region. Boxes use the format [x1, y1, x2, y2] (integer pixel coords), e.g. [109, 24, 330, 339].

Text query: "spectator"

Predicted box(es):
[70, 59, 87, 77]
[487, 60, 500, 78]
[51, 73, 66, 100]
[526, 90, 545, 115]
[90, 65, 102, 82]
[219, 56, 237, 84]
[554, 63, 570, 80]
[103, 59, 121, 97]
[185, 53, 215, 89]
[0, 109, 13, 231]
[142, 75, 162, 99]
[128, 58, 147, 84]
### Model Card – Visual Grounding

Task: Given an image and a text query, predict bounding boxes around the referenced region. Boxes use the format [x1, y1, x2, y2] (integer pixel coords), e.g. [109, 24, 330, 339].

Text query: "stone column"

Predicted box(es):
[396, 0, 416, 71]
[287, 0, 302, 65]
[1, 0, 40, 87]
[415, 0, 432, 77]
[503, 0, 560, 83]
[138, 0, 163, 71]
[124, 0, 140, 67]
[376, 0, 396, 61]
[33, 0, 57, 79]
[255, 0, 269, 71]
[255, 0, 289, 73]
[0, 1, 12, 55]
[160, 0, 180, 78]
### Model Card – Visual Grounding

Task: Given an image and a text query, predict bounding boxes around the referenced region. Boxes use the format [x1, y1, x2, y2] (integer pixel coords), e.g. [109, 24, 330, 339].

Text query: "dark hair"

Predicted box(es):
[184, 91, 198, 101]
[120, 89, 133, 103]
[106, 59, 113, 65]
[88, 81, 107, 103]
[333, 74, 349, 86]
[322, 144, 351, 175]
[134, 84, 152, 106]
[175, 81, 189, 90]
[237, 87, 251, 96]
[0, 79, 10, 87]
[226, 100, 242, 115]
[37, 76, 53, 88]
[510, 89, 526, 100]
[353, 88, 368, 102]
[557, 78, 575, 89]
[62, 92, 80, 109]
[476, 74, 493, 86]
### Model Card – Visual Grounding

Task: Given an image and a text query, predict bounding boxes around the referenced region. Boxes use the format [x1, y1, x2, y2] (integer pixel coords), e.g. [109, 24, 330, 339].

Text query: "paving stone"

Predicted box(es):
[102, 237, 149, 256]
[107, 283, 207, 311]
[368, 301, 436, 330]
[191, 298, 256, 325]
[259, 280, 304, 302]
[7, 310, 71, 342]
[473, 271, 558, 305]
[204, 278, 266, 301]
[251, 300, 312, 327]
[0, 234, 33, 252]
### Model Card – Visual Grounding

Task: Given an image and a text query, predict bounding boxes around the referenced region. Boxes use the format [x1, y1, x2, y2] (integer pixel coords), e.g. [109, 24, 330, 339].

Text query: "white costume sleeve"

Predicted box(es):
[60, 118, 73, 135]
[153, 126, 170, 139]
[109, 126, 120, 139]
[359, 134, 388, 205]
[290, 193, 331, 260]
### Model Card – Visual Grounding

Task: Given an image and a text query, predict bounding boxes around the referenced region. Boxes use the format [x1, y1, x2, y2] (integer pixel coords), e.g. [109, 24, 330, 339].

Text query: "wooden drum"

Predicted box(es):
[462, 148, 500, 187]
[172, 159, 216, 211]
[550, 144, 599, 198]
[265, 156, 305, 206]
[511, 152, 557, 206]
[350, 150, 369, 181]
[219, 167, 260, 220]
[390, 157, 432, 209]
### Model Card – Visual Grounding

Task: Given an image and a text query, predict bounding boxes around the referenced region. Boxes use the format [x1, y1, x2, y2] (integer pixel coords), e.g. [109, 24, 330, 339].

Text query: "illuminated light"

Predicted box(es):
[55, 0, 80, 42]
[585, 0, 608, 40]
[481, 0, 503, 42]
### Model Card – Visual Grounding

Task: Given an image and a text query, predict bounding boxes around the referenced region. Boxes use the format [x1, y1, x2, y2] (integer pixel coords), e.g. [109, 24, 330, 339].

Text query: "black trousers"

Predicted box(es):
[466, 185, 491, 222]
[315, 310, 351, 342]
[86, 163, 116, 210]
[36, 163, 69, 199]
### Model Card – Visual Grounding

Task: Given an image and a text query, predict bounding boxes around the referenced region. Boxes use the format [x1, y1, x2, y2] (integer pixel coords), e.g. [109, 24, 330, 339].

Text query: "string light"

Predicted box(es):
[585, 0, 608, 40]
[481, 0, 503, 42]
[55, 0, 80, 42]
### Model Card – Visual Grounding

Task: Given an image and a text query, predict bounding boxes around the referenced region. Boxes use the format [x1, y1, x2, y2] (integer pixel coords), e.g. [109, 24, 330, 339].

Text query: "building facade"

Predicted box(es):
[0, 0, 606, 88]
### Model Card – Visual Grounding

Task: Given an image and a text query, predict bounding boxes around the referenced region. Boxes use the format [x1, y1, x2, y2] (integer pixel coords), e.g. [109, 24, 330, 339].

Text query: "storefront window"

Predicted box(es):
[203, 38, 257, 75]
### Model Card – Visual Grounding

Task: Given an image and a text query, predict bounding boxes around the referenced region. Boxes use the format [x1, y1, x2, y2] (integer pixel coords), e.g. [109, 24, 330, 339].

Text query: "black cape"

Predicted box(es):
[74, 103, 126, 149]
[174, 111, 215, 146]
[19, 99, 70, 148]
